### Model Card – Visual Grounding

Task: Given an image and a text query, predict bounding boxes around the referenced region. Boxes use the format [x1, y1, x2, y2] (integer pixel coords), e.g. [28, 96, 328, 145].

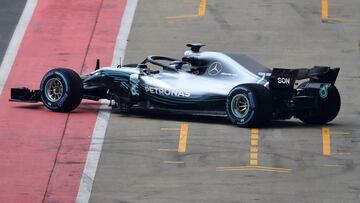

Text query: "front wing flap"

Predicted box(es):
[9, 87, 41, 103]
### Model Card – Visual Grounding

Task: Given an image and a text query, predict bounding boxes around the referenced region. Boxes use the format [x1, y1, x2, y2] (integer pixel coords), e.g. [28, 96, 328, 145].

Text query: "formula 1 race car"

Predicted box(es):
[10, 43, 341, 127]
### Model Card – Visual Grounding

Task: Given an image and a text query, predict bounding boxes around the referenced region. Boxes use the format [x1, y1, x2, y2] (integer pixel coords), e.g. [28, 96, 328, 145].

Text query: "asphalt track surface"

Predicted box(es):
[0, 0, 27, 62]
[0, 0, 359, 203]
[91, 0, 360, 203]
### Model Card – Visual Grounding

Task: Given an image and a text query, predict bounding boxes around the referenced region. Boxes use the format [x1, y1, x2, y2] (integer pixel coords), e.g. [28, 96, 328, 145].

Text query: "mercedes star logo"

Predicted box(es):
[208, 62, 222, 76]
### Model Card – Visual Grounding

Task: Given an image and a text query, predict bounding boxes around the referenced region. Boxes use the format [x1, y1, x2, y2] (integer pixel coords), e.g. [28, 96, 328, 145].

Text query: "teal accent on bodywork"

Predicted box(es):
[148, 93, 224, 106]
[121, 82, 130, 89]
[99, 69, 141, 96]
[129, 79, 139, 96]
[99, 69, 132, 79]
[319, 83, 331, 99]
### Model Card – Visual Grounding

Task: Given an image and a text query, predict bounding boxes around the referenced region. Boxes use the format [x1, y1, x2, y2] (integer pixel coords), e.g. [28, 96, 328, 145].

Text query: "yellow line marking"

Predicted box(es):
[157, 148, 178, 152]
[217, 165, 291, 170]
[328, 3, 342, 6]
[160, 127, 180, 131]
[250, 153, 258, 160]
[216, 165, 291, 173]
[333, 152, 352, 155]
[250, 147, 258, 153]
[219, 129, 292, 173]
[178, 123, 189, 153]
[166, 14, 198, 20]
[321, 17, 360, 24]
[167, 0, 206, 20]
[250, 159, 258, 166]
[251, 128, 259, 134]
[322, 127, 331, 156]
[198, 0, 207, 16]
[323, 164, 344, 168]
[217, 168, 291, 173]
[321, 0, 329, 22]
[328, 17, 354, 23]
[251, 133, 259, 139]
[332, 131, 351, 135]
[163, 161, 185, 164]
[250, 128, 259, 166]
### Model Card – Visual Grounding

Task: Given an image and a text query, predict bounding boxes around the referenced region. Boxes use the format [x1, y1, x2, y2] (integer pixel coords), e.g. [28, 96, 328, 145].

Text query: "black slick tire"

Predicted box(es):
[299, 85, 340, 124]
[40, 68, 83, 112]
[226, 84, 273, 128]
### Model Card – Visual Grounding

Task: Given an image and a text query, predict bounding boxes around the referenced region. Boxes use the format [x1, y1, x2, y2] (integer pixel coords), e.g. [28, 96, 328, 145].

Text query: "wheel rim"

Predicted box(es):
[45, 78, 64, 102]
[231, 93, 250, 119]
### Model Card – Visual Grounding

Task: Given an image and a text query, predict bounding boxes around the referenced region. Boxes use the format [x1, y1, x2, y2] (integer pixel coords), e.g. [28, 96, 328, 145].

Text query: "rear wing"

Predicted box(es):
[269, 66, 340, 90]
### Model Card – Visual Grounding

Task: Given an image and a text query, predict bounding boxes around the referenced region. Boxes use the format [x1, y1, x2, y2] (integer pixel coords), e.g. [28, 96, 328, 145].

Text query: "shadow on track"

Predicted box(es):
[12, 102, 340, 129]
[112, 108, 232, 126]
[111, 108, 338, 129]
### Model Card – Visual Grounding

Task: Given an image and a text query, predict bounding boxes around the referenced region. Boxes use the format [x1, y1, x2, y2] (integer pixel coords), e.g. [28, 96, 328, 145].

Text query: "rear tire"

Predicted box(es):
[40, 68, 83, 112]
[226, 84, 273, 127]
[299, 85, 340, 124]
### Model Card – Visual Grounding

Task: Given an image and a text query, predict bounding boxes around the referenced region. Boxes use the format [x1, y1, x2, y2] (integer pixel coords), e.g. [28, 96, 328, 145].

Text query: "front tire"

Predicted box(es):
[226, 84, 273, 127]
[40, 68, 83, 112]
[299, 85, 341, 124]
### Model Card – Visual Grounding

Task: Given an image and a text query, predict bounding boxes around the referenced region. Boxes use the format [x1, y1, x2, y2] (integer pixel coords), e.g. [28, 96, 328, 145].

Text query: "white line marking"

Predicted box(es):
[111, 1, 138, 66]
[0, 0, 38, 95]
[75, 0, 138, 202]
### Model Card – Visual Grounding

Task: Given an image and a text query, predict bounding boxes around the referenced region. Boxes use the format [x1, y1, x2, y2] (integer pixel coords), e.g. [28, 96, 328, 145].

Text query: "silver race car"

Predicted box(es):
[10, 43, 341, 127]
